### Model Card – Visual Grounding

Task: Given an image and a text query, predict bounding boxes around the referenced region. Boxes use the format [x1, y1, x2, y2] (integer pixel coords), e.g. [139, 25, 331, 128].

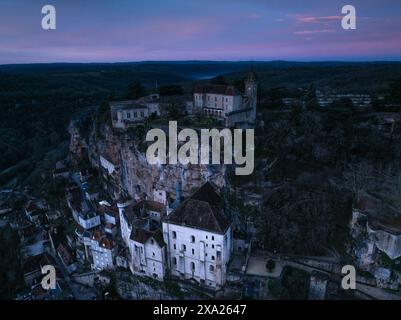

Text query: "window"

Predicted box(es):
[206, 235, 208, 239]
[133, 112, 137, 118]
[172, 231, 176, 239]
[127, 112, 131, 118]
[211, 255, 215, 261]
[191, 235, 195, 243]
[191, 262, 195, 272]
[150, 239, 154, 245]
[192, 249, 195, 255]
[140, 111, 144, 117]
[212, 236, 214, 241]
[173, 257, 177, 265]
[209, 265, 215, 272]
[182, 244, 186, 251]
[212, 244, 215, 249]
[152, 252, 155, 257]
[173, 244, 176, 250]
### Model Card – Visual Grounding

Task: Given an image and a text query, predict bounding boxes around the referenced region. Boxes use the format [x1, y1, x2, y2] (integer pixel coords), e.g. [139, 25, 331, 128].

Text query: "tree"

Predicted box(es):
[210, 75, 227, 85]
[158, 84, 183, 96]
[389, 76, 401, 102]
[304, 84, 319, 111]
[371, 95, 385, 112]
[266, 259, 276, 272]
[126, 82, 145, 99]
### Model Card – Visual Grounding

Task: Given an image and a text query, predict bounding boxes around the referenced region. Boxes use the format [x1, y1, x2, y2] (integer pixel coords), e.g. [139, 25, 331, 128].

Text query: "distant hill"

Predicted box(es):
[1, 60, 400, 93]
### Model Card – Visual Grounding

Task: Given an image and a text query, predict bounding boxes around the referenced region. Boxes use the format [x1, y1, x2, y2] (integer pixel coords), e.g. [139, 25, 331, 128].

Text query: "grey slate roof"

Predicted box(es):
[165, 182, 231, 234]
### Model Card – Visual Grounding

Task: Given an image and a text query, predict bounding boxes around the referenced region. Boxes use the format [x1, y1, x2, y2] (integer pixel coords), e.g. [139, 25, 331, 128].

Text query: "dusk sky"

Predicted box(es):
[0, 0, 401, 64]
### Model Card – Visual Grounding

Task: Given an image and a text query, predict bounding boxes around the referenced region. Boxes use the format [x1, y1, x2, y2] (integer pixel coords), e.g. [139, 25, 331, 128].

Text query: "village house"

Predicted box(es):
[88, 230, 116, 271]
[22, 252, 59, 287]
[66, 185, 101, 230]
[162, 182, 233, 290]
[57, 243, 78, 274]
[110, 98, 159, 129]
[117, 182, 233, 289]
[350, 192, 401, 275]
[24, 200, 46, 226]
[117, 195, 168, 280]
[316, 90, 373, 108]
[128, 228, 167, 280]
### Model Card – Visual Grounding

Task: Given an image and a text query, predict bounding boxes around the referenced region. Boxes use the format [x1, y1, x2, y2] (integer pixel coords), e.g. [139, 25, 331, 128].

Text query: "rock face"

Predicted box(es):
[368, 225, 401, 260]
[69, 118, 225, 201]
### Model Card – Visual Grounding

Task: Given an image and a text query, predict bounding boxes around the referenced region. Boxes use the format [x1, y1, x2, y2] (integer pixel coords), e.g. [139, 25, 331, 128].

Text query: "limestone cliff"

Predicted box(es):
[69, 116, 225, 201]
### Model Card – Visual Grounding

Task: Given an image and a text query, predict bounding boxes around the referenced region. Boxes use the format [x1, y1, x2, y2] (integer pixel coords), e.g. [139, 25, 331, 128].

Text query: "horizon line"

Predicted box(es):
[1, 58, 401, 67]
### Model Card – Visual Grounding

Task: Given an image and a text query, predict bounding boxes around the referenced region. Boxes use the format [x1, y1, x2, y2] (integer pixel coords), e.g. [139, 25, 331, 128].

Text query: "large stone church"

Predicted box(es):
[193, 72, 257, 128]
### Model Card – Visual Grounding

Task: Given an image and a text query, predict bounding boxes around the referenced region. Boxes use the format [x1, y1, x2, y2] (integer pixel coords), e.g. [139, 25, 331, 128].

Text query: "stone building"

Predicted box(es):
[162, 182, 233, 290]
[87, 230, 116, 271]
[193, 72, 257, 127]
[117, 182, 233, 289]
[117, 196, 167, 280]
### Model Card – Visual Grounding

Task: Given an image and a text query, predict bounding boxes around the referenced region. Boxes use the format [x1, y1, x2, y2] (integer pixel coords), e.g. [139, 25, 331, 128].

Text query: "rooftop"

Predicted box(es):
[130, 228, 165, 247]
[194, 84, 241, 96]
[110, 100, 148, 110]
[356, 192, 401, 234]
[165, 182, 231, 234]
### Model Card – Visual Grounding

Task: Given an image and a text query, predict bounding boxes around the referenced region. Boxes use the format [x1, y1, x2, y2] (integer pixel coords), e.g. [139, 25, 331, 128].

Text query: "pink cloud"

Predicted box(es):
[294, 29, 336, 35]
[295, 15, 343, 23]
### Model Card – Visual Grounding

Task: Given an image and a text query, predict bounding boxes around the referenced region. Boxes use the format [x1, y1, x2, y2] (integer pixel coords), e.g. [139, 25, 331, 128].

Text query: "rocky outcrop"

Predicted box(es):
[69, 118, 225, 201]
[368, 224, 401, 260]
